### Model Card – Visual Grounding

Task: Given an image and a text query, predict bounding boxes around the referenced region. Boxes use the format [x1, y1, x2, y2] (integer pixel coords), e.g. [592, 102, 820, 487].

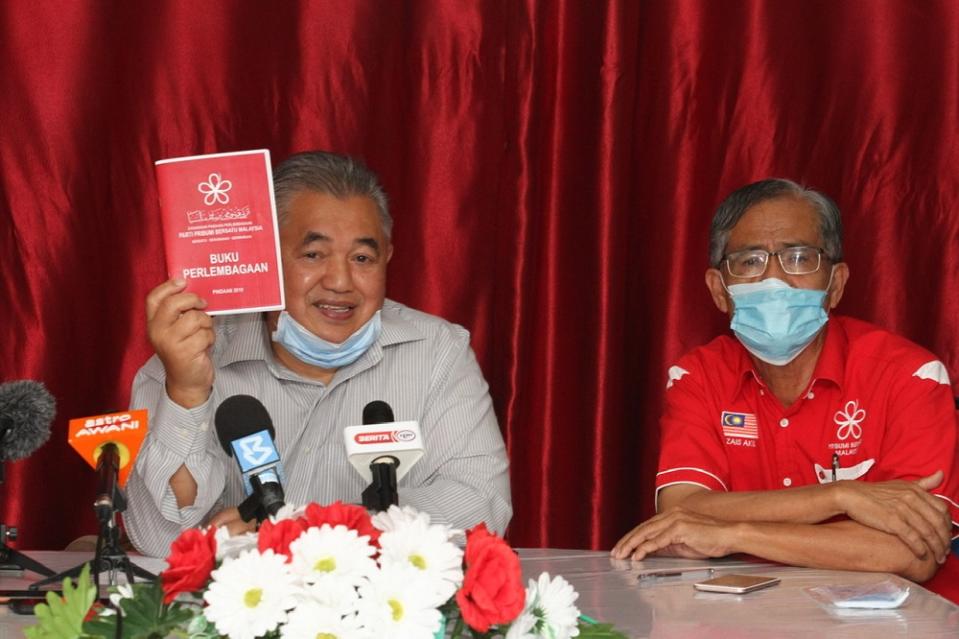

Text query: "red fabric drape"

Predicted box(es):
[1, 0, 957, 567]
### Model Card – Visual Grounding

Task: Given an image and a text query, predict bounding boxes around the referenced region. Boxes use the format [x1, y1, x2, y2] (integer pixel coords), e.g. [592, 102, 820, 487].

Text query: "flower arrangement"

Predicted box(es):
[26, 502, 625, 639]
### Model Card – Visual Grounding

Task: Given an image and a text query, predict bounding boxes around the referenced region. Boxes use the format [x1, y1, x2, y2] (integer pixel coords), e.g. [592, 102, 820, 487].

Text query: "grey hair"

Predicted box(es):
[708, 178, 843, 267]
[272, 151, 392, 239]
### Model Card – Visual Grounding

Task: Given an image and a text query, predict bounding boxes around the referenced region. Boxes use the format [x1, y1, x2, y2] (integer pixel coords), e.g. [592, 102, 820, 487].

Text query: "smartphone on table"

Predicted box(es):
[693, 574, 780, 594]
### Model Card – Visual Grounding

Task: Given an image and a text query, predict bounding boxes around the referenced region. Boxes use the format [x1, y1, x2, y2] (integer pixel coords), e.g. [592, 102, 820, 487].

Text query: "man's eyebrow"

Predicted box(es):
[728, 240, 815, 253]
[300, 232, 381, 253]
[301, 231, 331, 246]
[356, 237, 380, 253]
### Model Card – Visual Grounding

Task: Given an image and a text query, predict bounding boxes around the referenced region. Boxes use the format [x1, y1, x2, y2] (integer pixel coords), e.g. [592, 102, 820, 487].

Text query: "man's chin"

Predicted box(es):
[299, 316, 366, 344]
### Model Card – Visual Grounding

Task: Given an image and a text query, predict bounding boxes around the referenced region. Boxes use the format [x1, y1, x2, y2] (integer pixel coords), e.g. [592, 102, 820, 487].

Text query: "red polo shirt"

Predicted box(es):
[657, 316, 959, 599]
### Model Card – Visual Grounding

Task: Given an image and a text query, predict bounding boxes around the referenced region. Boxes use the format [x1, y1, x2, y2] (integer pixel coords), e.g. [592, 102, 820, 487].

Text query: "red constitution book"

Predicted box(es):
[155, 149, 285, 315]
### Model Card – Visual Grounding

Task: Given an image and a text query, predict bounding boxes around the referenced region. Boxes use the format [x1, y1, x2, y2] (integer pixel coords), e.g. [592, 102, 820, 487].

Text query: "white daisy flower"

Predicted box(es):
[372, 505, 464, 538]
[108, 583, 134, 609]
[271, 503, 304, 521]
[377, 515, 463, 605]
[281, 600, 366, 639]
[507, 572, 580, 639]
[371, 504, 432, 532]
[214, 525, 258, 561]
[203, 548, 301, 639]
[504, 611, 537, 639]
[355, 564, 444, 639]
[297, 575, 362, 614]
[288, 524, 377, 587]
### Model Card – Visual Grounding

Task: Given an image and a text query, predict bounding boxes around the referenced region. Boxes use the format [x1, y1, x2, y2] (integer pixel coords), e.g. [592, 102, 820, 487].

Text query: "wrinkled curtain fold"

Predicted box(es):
[1, 0, 957, 552]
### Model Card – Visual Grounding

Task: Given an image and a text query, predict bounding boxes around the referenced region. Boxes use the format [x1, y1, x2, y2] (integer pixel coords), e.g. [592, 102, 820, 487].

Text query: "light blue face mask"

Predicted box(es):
[272, 310, 382, 369]
[726, 276, 830, 366]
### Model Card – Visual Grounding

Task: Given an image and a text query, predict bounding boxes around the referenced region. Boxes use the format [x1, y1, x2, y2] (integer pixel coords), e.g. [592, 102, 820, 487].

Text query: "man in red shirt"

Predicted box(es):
[612, 179, 958, 597]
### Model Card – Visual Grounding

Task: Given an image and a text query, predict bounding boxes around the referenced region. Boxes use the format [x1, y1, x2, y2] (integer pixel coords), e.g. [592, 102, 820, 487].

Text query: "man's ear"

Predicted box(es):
[385, 242, 394, 264]
[827, 262, 849, 309]
[705, 268, 731, 314]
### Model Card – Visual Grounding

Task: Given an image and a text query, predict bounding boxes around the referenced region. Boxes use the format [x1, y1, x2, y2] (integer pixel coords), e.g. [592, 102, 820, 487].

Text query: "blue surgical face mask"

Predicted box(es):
[726, 274, 831, 366]
[272, 310, 382, 369]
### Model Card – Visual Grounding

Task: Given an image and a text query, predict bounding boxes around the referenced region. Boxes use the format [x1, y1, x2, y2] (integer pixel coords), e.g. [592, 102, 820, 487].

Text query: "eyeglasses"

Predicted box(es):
[722, 246, 827, 278]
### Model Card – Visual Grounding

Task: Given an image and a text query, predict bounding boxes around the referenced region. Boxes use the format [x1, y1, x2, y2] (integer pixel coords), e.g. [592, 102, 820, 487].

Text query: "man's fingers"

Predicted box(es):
[177, 329, 216, 358]
[631, 538, 667, 561]
[903, 488, 952, 560]
[916, 470, 944, 492]
[613, 513, 677, 559]
[627, 525, 676, 561]
[209, 507, 241, 528]
[160, 310, 213, 344]
[145, 279, 188, 321]
[630, 522, 698, 561]
[884, 497, 950, 560]
[225, 519, 257, 536]
[149, 286, 208, 332]
[613, 526, 654, 559]
[898, 508, 944, 560]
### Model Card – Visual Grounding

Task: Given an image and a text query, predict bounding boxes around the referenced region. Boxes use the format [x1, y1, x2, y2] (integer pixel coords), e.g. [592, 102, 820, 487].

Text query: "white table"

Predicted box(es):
[2, 550, 957, 637]
[518, 549, 959, 638]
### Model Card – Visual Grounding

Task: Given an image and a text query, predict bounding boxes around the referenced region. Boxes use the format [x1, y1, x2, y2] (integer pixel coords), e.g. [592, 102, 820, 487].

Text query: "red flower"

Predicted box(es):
[84, 601, 104, 622]
[455, 523, 525, 632]
[160, 527, 217, 604]
[257, 517, 307, 561]
[303, 501, 380, 545]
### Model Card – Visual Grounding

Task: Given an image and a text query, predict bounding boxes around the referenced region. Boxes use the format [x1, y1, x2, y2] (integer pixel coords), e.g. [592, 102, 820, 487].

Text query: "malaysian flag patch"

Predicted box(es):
[721, 411, 759, 439]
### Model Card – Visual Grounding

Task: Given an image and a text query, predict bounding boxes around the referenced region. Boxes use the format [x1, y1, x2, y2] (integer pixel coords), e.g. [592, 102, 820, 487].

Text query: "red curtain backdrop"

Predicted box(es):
[1, 1, 957, 553]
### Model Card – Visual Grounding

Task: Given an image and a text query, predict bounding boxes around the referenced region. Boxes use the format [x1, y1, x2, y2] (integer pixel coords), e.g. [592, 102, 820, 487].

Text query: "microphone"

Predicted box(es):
[0, 380, 55, 462]
[214, 395, 285, 522]
[68, 409, 148, 520]
[344, 400, 424, 512]
[0, 381, 55, 577]
[93, 443, 123, 524]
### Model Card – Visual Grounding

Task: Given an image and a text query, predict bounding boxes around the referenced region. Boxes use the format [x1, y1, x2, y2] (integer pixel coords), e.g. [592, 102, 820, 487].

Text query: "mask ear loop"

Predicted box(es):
[822, 263, 836, 310]
[719, 261, 732, 295]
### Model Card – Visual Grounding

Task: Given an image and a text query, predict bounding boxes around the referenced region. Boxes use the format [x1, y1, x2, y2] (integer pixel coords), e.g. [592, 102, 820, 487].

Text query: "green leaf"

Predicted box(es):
[576, 621, 630, 638]
[83, 581, 196, 639]
[24, 563, 98, 639]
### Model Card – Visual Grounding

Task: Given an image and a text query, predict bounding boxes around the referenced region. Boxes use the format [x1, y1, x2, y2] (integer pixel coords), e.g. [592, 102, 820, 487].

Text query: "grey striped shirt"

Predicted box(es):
[124, 299, 512, 557]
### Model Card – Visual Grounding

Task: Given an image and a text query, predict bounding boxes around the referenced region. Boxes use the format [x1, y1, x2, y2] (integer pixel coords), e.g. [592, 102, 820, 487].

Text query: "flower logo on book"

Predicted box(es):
[197, 172, 232, 205]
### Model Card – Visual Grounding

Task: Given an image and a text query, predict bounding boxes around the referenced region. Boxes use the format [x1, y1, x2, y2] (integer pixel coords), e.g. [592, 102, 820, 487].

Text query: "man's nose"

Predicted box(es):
[762, 254, 789, 280]
[321, 257, 353, 292]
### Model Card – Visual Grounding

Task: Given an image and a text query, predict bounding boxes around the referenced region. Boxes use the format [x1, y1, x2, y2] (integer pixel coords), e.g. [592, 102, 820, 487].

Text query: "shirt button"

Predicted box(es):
[806, 392, 815, 399]
[199, 421, 209, 432]
[779, 418, 789, 428]
[783, 477, 792, 487]
[759, 389, 765, 396]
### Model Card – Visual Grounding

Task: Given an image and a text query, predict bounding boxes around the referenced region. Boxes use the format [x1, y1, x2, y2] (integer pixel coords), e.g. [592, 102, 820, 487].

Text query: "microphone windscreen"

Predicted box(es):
[214, 395, 275, 455]
[0, 380, 55, 461]
[362, 400, 395, 425]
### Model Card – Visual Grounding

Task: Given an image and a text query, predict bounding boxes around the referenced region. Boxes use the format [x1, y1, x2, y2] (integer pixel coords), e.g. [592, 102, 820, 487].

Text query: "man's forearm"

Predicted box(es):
[403, 479, 512, 536]
[662, 483, 844, 524]
[728, 519, 940, 582]
[169, 463, 199, 508]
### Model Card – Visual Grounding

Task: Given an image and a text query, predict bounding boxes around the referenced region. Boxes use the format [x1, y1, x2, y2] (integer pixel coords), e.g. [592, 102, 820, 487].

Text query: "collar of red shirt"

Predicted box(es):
[732, 316, 850, 400]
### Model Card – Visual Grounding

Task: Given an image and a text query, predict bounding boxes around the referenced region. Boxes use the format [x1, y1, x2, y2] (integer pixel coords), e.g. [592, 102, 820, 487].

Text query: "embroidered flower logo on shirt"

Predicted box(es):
[198, 172, 232, 205]
[834, 399, 865, 441]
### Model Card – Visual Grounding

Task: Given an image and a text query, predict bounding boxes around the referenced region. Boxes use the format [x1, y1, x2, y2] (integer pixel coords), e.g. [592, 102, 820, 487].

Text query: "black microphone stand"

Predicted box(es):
[0, 462, 55, 577]
[361, 455, 399, 512]
[237, 475, 285, 524]
[31, 447, 154, 591]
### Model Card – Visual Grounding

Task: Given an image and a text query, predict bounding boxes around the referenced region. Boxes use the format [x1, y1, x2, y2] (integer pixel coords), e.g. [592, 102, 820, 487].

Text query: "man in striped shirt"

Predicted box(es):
[125, 151, 511, 557]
